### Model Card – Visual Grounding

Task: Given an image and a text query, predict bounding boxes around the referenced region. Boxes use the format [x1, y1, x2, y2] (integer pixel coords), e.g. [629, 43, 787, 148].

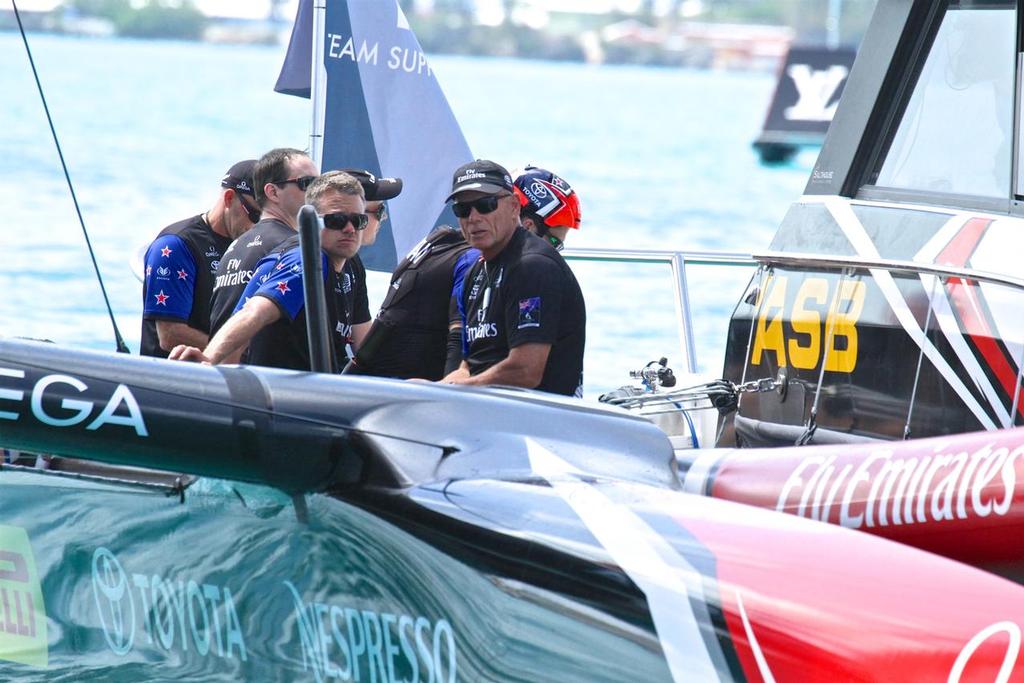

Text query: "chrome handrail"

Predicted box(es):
[754, 250, 1024, 431]
[564, 248, 754, 267]
[754, 251, 1024, 292]
[561, 246, 1024, 430]
[562, 248, 757, 373]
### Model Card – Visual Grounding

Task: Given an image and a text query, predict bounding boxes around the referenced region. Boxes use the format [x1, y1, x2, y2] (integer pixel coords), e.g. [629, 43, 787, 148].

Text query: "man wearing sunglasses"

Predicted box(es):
[334, 169, 476, 381]
[340, 168, 402, 249]
[141, 159, 257, 358]
[209, 147, 319, 345]
[346, 222, 476, 380]
[170, 172, 371, 370]
[441, 160, 586, 396]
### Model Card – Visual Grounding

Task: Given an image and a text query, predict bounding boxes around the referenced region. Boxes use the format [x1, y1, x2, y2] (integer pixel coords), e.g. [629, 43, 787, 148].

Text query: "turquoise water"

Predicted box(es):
[0, 33, 815, 394]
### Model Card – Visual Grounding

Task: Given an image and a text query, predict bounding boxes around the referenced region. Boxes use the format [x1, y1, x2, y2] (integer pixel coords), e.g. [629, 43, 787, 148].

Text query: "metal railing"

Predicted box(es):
[754, 251, 1024, 291]
[561, 247, 1024, 432]
[562, 247, 755, 373]
[751, 250, 1024, 433]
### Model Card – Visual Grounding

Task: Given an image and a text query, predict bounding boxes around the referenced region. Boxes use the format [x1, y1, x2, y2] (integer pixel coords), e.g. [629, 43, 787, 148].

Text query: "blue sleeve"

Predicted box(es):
[233, 255, 277, 316]
[235, 249, 306, 321]
[450, 249, 479, 302]
[235, 248, 329, 321]
[453, 249, 479, 358]
[143, 235, 198, 321]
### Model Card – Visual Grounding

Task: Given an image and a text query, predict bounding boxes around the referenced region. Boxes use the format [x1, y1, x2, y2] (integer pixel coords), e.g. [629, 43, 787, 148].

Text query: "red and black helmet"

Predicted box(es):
[512, 166, 582, 230]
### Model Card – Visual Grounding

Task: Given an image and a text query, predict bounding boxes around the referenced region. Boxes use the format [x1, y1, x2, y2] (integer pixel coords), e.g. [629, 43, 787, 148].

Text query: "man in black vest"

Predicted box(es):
[347, 224, 475, 380]
[442, 160, 586, 396]
[140, 159, 258, 358]
[208, 148, 319, 345]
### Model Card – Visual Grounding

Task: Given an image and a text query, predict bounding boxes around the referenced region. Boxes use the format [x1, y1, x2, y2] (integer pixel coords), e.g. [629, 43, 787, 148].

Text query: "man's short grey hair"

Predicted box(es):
[305, 171, 365, 210]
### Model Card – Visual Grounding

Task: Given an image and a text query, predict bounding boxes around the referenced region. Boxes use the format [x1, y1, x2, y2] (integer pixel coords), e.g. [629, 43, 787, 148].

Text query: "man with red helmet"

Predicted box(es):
[512, 165, 582, 252]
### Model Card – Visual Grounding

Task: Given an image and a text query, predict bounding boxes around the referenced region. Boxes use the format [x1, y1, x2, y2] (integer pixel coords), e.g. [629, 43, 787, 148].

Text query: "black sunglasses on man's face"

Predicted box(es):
[451, 194, 507, 219]
[368, 204, 388, 222]
[275, 175, 317, 191]
[322, 211, 369, 231]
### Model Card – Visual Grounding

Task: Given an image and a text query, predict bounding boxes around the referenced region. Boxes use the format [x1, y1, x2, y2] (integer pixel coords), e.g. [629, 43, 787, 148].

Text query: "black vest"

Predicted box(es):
[140, 215, 230, 358]
[356, 226, 471, 380]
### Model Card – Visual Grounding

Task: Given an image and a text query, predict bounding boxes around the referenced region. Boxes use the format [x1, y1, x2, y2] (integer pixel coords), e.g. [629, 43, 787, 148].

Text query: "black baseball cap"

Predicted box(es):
[445, 160, 514, 202]
[221, 159, 257, 197]
[340, 168, 403, 201]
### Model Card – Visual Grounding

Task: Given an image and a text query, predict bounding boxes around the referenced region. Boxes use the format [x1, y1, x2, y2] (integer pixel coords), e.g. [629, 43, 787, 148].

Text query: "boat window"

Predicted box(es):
[874, 2, 1016, 199]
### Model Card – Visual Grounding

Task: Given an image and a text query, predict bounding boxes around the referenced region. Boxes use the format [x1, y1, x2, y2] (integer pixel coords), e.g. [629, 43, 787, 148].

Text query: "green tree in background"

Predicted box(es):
[69, 0, 206, 40]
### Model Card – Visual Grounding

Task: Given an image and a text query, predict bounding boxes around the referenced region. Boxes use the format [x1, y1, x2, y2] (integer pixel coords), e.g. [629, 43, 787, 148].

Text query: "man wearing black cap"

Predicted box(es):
[340, 168, 402, 251]
[140, 159, 259, 358]
[334, 169, 403, 352]
[442, 160, 586, 396]
[332, 169, 469, 380]
[209, 147, 319, 341]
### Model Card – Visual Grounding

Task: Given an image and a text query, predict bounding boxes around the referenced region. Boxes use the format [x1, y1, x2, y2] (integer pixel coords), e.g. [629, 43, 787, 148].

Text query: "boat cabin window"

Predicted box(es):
[873, 1, 1016, 200]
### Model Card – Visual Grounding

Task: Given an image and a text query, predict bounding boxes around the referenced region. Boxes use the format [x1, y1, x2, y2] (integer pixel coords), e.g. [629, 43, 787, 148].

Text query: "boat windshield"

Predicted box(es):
[874, 0, 1016, 199]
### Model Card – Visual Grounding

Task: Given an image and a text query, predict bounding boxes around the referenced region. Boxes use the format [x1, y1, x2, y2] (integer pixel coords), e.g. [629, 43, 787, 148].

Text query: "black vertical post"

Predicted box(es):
[298, 205, 335, 373]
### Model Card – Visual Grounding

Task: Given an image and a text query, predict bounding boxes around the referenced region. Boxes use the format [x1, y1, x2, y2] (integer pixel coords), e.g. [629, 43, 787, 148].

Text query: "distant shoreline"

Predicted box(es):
[0, 11, 797, 72]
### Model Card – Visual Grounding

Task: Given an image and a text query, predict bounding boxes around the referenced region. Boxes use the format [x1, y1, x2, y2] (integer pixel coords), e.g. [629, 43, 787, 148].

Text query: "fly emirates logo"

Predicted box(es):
[465, 323, 498, 343]
[775, 442, 1024, 528]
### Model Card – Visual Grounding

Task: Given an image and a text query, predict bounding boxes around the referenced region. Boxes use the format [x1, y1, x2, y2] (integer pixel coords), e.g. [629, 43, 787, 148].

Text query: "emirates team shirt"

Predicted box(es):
[209, 218, 295, 337]
[461, 228, 585, 396]
[233, 239, 370, 370]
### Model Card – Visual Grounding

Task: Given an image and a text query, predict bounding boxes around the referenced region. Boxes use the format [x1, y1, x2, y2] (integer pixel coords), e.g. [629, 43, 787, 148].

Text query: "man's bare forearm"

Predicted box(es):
[156, 321, 208, 353]
[204, 299, 279, 364]
[449, 358, 538, 388]
[445, 344, 550, 389]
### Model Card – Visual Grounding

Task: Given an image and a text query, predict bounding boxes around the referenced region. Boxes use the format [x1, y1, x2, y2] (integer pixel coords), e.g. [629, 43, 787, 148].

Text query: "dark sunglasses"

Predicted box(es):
[451, 194, 506, 219]
[322, 211, 369, 231]
[275, 175, 317, 191]
[236, 194, 261, 224]
[369, 203, 388, 222]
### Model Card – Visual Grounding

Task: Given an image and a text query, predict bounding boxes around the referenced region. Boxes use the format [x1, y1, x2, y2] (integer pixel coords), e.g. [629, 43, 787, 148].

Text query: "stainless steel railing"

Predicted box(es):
[562, 247, 755, 373]
[563, 246, 1024, 430]
[754, 251, 1024, 292]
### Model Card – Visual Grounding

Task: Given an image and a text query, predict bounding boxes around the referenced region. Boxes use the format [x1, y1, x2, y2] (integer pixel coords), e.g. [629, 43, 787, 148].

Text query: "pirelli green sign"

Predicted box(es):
[0, 525, 47, 667]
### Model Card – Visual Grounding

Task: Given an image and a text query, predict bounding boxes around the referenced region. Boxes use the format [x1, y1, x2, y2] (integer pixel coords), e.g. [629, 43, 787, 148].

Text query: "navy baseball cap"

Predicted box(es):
[446, 160, 514, 202]
[221, 159, 257, 197]
[340, 168, 403, 201]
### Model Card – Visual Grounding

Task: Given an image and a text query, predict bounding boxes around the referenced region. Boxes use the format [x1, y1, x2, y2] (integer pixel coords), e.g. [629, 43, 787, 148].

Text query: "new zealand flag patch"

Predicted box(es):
[518, 297, 541, 329]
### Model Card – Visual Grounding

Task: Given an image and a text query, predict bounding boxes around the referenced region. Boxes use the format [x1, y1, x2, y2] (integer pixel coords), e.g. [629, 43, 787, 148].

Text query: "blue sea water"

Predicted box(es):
[0, 33, 815, 395]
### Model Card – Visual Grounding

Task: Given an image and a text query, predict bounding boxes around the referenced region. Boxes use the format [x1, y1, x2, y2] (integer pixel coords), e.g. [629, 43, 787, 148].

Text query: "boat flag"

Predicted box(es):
[276, 0, 472, 271]
[274, 0, 313, 98]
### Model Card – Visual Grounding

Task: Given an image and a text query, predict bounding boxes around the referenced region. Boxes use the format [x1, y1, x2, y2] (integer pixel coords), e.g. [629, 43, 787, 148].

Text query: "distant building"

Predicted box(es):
[192, 0, 298, 44]
[0, 0, 61, 31]
[668, 22, 792, 71]
[598, 19, 791, 70]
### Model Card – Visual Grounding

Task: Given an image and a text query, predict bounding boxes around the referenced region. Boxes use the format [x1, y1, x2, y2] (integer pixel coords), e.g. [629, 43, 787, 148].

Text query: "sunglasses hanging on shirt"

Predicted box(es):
[321, 211, 369, 231]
